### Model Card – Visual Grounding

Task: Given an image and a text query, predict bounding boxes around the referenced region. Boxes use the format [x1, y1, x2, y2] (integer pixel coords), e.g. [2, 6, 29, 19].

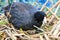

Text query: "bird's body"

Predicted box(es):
[3, 2, 46, 30]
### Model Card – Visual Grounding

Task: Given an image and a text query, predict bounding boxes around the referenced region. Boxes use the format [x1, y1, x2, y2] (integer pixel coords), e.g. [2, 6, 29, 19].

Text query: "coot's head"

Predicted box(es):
[34, 11, 47, 26]
[34, 11, 46, 22]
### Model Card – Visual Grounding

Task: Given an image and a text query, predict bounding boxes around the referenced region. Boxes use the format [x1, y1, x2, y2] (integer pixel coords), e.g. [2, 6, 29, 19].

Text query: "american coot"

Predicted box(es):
[3, 2, 46, 30]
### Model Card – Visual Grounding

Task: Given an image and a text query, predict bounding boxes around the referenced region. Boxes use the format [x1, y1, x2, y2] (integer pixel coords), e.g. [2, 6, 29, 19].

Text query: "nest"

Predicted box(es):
[0, 0, 60, 40]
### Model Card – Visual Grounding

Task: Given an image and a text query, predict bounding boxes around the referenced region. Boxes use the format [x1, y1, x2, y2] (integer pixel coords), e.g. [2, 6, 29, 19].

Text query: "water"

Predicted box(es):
[0, 0, 60, 16]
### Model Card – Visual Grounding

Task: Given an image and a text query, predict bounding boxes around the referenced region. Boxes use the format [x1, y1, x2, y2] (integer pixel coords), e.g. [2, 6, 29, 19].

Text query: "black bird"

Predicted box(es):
[3, 2, 46, 30]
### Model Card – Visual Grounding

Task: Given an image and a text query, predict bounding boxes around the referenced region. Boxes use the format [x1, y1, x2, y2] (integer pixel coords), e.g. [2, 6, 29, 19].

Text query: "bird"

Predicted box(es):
[3, 2, 46, 30]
